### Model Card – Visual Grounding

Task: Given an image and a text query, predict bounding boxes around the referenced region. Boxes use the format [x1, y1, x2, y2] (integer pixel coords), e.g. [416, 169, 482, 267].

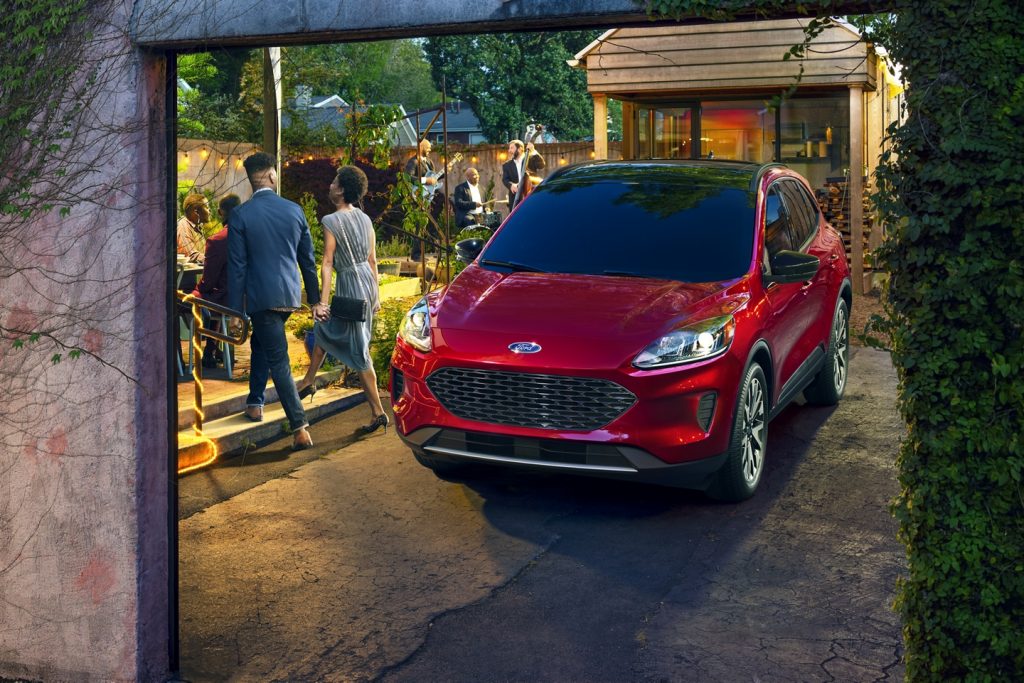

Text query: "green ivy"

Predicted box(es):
[638, 2, 1024, 680]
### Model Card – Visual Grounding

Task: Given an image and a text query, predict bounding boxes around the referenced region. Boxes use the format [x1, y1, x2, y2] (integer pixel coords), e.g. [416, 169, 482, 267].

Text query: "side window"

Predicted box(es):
[779, 180, 820, 248]
[764, 185, 795, 260]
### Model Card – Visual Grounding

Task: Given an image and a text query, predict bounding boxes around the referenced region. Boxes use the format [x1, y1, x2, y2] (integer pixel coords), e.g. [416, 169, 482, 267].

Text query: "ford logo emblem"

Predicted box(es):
[509, 342, 542, 354]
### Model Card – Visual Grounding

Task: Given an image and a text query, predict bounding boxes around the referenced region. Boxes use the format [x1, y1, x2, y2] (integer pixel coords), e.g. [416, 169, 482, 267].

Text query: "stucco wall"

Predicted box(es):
[0, 3, 170, 680]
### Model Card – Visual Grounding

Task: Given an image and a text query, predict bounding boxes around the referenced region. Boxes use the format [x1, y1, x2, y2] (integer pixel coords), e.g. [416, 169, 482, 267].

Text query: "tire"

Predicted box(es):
[803, 297, 849, 406]
[708, 363, 768, 502]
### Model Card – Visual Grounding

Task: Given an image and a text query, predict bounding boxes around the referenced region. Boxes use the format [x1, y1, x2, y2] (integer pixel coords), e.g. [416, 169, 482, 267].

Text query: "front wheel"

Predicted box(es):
[707, 364, 768, 502]
[803, 297, 849, 406]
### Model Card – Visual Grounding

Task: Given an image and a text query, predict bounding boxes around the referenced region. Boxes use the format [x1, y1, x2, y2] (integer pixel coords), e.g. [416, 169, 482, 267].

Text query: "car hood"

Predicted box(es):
[432, 266, 744, 369]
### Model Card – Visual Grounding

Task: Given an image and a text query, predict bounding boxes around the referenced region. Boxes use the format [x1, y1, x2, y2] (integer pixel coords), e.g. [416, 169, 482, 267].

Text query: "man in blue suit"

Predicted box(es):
[228, 152, 329, 450]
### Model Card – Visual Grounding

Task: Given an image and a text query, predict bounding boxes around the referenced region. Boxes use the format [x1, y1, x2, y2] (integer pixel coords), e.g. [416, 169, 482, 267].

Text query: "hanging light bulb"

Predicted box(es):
[199, 148, 209, 160]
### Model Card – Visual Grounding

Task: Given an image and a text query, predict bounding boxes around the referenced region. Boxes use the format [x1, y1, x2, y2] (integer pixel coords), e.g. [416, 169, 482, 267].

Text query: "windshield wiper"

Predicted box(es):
[480, 259, 547, 273]
[602, 269, 656, 278]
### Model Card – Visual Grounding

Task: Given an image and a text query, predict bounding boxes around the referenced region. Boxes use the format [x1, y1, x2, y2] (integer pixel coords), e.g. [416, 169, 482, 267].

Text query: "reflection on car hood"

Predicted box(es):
[434, 266, 740, 367]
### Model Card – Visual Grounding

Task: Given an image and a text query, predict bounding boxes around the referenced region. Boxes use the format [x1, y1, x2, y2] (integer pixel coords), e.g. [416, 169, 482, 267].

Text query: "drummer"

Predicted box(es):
[453, 167, 485, 229]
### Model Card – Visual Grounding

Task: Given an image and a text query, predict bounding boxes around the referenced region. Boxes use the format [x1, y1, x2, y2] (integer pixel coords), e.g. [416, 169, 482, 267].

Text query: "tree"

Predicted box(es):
[423, 32, 597, 142]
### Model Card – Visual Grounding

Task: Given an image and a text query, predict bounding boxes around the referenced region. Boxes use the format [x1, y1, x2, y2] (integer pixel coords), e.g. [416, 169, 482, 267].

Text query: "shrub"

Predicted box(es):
[370, 295, 420, 389]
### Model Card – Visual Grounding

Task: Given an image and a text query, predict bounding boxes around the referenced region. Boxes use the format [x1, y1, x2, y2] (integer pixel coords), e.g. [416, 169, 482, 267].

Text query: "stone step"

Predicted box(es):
[177, 377, 365, 473]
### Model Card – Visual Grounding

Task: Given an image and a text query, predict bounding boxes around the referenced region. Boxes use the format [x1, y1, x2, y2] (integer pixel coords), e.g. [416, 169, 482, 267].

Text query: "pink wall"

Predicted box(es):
[0, 9, 170, 681]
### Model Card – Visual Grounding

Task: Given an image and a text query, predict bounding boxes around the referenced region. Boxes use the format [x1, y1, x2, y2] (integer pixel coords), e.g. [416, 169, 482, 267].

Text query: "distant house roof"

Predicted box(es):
[311, 95, 348, 108]
[283, 98, 418, 147]
[410, 101, 482, 135]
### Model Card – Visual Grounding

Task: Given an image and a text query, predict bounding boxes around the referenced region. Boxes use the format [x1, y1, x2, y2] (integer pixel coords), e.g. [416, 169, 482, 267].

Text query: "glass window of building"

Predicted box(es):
[700, 101, 772, 162]
[779, 95, 850, 187]
[637, 106, 694, 159]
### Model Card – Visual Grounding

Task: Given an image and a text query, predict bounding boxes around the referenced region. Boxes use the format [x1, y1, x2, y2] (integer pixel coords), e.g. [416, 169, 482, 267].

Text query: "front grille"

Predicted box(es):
[425, 367, 637, 430]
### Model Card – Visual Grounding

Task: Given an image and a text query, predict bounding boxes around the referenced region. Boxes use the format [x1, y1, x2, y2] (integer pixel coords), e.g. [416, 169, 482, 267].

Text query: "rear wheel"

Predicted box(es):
[803, 298, 849, 406]
[708, 364, 768, 502]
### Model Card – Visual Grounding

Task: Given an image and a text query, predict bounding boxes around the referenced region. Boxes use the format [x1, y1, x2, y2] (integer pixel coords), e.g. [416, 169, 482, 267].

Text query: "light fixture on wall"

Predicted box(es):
[199, 148, 209, 160]
[235, 158, 244, 169]
[559, 155, 567, 165]
[498, 152, 508, 161]
[589, 150, 596, 159]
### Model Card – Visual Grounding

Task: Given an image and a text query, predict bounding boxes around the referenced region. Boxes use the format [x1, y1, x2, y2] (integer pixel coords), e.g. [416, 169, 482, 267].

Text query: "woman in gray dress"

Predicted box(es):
[297, 165, 389, 434]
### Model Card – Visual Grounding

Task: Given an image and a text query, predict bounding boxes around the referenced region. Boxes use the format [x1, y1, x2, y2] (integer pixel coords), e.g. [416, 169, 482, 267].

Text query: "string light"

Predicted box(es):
[199, 148, 209, 160]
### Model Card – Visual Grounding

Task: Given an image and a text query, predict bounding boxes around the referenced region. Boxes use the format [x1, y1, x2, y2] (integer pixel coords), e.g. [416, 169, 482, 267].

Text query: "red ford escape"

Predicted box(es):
[390, 160, 851, 501]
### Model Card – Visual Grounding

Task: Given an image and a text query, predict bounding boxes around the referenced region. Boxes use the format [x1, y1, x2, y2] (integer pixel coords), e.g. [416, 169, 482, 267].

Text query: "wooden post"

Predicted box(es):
[621, 101, 635, 159]
[849, 85, 864, 294]
[593, 93, 608, 160]
[262, 47, 282, 186]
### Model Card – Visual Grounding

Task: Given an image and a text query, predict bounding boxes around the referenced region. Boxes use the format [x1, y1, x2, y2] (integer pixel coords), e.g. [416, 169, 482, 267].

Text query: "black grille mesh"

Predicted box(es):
[426, 367, 636, 430]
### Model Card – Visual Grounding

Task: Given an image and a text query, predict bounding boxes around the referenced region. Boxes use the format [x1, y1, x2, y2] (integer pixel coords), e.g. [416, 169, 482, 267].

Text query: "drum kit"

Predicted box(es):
[462, 198, 506, 234]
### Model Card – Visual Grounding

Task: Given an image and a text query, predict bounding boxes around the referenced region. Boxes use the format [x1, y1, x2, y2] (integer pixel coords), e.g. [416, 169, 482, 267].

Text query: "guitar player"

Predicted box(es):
[404, 138, 437, 190]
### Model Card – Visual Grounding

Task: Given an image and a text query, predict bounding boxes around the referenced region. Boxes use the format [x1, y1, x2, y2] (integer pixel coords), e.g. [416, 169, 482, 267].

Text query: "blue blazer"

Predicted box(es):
[227, 190, 320, 315]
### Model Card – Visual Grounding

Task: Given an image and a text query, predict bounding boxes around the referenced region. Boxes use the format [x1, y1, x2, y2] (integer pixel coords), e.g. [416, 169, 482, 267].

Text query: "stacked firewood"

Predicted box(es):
[816, 180, 874, 271]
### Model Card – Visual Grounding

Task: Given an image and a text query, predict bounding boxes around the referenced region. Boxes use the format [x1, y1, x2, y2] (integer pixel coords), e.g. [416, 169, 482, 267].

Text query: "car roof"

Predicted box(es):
[544, 158, 782, 191]
[543, 159, 785, 193]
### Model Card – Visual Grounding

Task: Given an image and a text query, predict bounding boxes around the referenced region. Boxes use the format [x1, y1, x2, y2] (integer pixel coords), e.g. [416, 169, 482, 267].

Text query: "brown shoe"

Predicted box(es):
[292, 428, 313, 451]
[244, 406, 264, 422]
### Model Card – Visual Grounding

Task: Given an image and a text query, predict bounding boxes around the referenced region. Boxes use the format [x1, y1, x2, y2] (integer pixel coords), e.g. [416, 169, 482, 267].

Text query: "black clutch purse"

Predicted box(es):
[330, 295, 367, 322]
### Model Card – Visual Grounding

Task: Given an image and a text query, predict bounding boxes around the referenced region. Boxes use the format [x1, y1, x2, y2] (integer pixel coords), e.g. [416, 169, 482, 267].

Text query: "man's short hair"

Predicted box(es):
[218, 193, 242, 222]
[243, 152, 276, 180]
[182, 193, 208, 214]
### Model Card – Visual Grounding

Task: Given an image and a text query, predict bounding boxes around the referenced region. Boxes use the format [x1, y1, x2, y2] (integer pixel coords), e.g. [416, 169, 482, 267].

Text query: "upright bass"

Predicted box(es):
[516, 124, 546, 206]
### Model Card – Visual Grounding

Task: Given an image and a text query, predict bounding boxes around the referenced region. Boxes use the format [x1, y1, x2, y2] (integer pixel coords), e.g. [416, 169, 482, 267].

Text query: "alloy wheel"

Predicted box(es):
[832, 305, 849, 392]
[740, 376, 766, 484]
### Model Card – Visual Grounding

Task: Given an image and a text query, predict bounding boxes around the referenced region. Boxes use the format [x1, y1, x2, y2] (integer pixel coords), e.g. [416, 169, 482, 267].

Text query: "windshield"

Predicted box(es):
[480, 179, 756, 283]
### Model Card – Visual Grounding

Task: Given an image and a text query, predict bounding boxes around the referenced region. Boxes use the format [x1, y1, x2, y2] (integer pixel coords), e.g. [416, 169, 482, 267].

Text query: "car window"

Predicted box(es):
[779, 179, 819, 249]
[764, 185, 795, 259]
[480, 179, 756, 283]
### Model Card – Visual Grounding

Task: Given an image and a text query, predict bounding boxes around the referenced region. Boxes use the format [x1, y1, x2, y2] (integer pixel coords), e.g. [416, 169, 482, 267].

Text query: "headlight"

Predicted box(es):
[633, 315, 735, 369]
[398, 297, 432, 352]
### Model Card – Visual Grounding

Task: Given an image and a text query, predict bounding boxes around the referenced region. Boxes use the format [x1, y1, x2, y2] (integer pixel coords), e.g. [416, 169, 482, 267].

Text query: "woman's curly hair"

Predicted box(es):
[335, 165, 368, 204]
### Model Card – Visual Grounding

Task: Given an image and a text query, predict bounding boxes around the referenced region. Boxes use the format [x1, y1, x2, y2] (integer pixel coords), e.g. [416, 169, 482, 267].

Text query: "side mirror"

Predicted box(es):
[455, 238, 485, 264]
[766, 250, 819, 285]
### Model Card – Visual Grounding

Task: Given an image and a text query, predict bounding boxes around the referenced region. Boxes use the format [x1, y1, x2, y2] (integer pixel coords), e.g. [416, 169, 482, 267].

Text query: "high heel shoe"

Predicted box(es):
[297, 383, 317, 402]
[356, 413, 389, 436]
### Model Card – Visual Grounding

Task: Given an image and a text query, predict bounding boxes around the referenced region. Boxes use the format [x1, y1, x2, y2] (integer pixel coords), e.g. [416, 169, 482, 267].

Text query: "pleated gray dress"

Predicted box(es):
[314, 208, 378, 372]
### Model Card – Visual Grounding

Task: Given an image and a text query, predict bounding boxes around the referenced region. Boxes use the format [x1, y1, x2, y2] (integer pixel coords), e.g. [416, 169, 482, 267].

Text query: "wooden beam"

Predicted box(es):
[849, 84, 865, 295]
[593, 94, 608, 160]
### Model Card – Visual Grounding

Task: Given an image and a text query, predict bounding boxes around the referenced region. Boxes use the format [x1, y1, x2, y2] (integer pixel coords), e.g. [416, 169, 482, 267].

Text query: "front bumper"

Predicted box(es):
[398, 426, 729, 490]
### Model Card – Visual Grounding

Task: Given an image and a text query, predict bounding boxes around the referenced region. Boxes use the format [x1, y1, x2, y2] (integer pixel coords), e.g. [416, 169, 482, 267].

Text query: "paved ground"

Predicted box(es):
[176, 346, 905, 682]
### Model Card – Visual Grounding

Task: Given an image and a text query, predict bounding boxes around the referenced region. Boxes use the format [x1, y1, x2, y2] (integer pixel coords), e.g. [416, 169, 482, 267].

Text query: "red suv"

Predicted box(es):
[390, 160, 851, 501]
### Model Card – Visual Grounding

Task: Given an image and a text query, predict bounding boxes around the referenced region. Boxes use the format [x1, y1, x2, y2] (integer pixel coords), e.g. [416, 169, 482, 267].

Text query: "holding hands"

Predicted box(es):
[312, 301, 331, 322]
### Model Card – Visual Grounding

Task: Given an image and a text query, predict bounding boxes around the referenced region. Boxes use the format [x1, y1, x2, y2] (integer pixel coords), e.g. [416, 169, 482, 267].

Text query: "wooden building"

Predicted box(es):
[570, 19, 903, 292]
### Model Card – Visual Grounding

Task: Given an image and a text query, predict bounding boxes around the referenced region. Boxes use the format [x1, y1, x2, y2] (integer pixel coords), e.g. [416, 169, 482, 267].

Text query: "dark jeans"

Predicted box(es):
[247, 310, 307, 432]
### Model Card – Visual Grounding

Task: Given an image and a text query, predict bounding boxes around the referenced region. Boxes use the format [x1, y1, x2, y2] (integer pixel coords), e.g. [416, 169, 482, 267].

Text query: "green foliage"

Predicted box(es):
[645, 1, 1024, 679]
[299, 192, 325, 264]
[423, 32, 599, 141]
[1, 0, 93, 222]
[376, 236, 411, 258]
[370, 295, 420, 388]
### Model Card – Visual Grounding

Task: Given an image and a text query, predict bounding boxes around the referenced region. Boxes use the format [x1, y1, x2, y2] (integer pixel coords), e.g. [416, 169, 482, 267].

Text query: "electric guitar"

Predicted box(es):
[421, 152, 464, 198]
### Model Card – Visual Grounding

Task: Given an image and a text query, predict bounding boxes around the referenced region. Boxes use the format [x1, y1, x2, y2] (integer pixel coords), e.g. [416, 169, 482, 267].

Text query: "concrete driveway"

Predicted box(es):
[177, 346, 905, 682]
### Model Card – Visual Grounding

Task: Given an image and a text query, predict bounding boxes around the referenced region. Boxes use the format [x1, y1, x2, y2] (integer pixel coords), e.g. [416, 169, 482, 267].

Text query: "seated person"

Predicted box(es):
[176, 193, 211, 263]
[190, 194, 240, 367]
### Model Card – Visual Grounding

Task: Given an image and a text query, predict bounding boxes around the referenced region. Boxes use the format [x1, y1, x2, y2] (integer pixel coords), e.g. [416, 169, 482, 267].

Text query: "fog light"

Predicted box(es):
[696, 392, 717, 432]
